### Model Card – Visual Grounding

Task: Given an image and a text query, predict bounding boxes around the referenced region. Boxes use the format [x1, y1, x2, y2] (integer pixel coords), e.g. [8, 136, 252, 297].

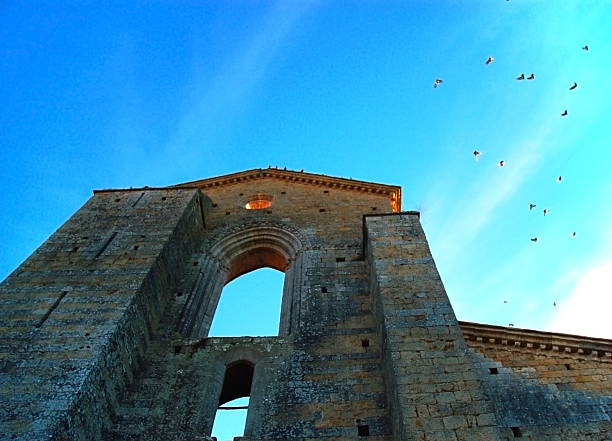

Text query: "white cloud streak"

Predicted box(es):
[546, 226, 612, 339]
[546, 260, 612, 339]
[430, 124, 551, 264]
[161, 1, 314, 176]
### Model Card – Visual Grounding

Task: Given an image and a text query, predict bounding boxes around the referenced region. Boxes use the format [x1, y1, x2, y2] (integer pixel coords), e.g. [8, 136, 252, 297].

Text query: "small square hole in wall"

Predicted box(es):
[336, 257, 345, 263]
[161, 197, 167, 201]
[115, 198, 121, 202]
[193, 261, 199, 266]
[281, 191, 286, 194]
[174, 346, 182, 355]
[511, 427, 522, 437]
[72, 246, 79, 252]
[212, 203, 218, 208]
[321, 287, 328, 293]
[176, 291, 183, 297]
[319, 208, 326, 212]
[225, 211, 231, 215]
[489, 367, 498, 375]
[565, 363, 572, 370]
[357, 424, 370, 436]
[371, 207, 377, 211]
[361, 339, 370, 348]
[133, 245, 139, 250]
[239, 193, 244, 196]
[82, 236, 89, 240]
[323, 190, 329, 194]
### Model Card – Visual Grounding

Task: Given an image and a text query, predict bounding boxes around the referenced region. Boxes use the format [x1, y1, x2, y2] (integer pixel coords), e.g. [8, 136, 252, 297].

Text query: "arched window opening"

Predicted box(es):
[177, 225, 304, 338]
[208, 267, 284, 337]
[211, 361, 254, 440]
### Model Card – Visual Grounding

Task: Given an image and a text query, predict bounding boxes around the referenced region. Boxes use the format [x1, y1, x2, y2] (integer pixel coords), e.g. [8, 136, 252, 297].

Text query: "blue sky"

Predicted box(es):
[2, 1, 612, 438]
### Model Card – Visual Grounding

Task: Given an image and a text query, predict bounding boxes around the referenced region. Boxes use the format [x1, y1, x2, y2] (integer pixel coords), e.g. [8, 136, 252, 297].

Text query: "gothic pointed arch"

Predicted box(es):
[177, 220, 308, 338]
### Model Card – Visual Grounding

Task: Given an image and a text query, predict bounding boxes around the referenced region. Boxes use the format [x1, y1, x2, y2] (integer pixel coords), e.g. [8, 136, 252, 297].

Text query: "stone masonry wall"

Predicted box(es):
[103, 178, 397, 440]
[462, 322, 612, 440]
[0, 188, 204, 441]
[2, 170, 611, 441]
[365, 213, 504, 441]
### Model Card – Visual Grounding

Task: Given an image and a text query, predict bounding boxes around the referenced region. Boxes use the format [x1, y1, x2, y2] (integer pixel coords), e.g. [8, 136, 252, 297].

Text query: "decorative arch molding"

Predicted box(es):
[177, 219, 310, 338]
[201, 217, 311, 255]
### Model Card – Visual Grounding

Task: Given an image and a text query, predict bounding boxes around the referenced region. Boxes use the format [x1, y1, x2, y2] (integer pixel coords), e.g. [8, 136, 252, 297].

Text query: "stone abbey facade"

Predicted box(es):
[1, 168, 611, 441]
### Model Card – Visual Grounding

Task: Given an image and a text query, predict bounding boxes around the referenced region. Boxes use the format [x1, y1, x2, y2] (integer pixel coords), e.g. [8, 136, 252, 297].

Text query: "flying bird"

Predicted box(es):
[516, 73, 525, 80]
[571, 232, 576, 237]
[473, 150, 481, 160]
[556, 176, 563, 183]
[433, 78, 443, 88]
[553, 302, 557, 307]
[509, 323, 514, 327]
[529, 203, 536, 210]
[543, 209, 549, 216]
[503, 300, 509, 304]
[498, 160, 505, 167]
[561, 110, 568, 116]
[582, 45, 589, 51]
[569, 82, 578, 90]
[527, 73, 535, 80]
[530, 237, 538, 242]
[485, 56, 495, 65]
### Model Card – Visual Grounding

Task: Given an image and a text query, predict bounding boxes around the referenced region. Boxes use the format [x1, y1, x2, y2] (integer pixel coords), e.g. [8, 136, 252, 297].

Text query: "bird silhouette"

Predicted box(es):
[569, 82, 578, 90]
[509, 323, 514, 327]
[433, 78, 443, 88]
[543, 209, 549, 216]
[485, 56, 495, 65]
[582, 45, 589, 51]
[553, 302, 557, 307]
[531, 237, 538, 242]
[527, 73, 535, 80]
[498, 160, 505, 167]
[503, 300, 509, 304]
[516, 73, 525, 80]
[473, 150, 481, 160]
[529, 203, 536, 210]
[571, 232, 577, 237]
[561, 110, 568, 116]
[556, 176, 563, 183]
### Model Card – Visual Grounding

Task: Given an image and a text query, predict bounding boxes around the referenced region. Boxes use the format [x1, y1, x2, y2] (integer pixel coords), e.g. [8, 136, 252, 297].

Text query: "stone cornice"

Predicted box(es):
[459, 321, 612, 360]
[171, 168, 402, 212]
[93, 186, 200, 194]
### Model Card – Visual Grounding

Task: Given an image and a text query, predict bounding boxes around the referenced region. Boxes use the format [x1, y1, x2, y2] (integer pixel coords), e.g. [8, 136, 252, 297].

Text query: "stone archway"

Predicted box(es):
[177, 223, 305, 338]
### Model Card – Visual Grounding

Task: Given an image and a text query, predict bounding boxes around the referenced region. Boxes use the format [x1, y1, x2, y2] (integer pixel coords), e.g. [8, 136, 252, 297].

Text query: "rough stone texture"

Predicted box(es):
[0, 188, 204, 440]
[461, 322, 612, 440]
[0, 168, 610, 441]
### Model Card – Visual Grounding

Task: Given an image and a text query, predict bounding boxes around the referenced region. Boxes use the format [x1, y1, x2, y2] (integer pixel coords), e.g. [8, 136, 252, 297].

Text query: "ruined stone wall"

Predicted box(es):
[462, 322, 612, 440]
[105, 179, 396, 440]
[2, 171, 611, 441]
[0, 188, 204, 441]
[365, 213, 504, 441]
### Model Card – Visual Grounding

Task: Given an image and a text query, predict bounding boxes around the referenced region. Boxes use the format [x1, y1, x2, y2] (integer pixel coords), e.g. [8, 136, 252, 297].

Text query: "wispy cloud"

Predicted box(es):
[159, 1, 314, 178]
[546, 259, 612, 339]
[546, 226, 612, 339]
[429, 123, 552, 264]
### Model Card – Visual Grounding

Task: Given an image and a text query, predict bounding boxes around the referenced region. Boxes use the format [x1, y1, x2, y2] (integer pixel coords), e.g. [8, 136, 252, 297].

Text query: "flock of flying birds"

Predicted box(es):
[433, 44, 589, 245]
[433, 44, 590, 318]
